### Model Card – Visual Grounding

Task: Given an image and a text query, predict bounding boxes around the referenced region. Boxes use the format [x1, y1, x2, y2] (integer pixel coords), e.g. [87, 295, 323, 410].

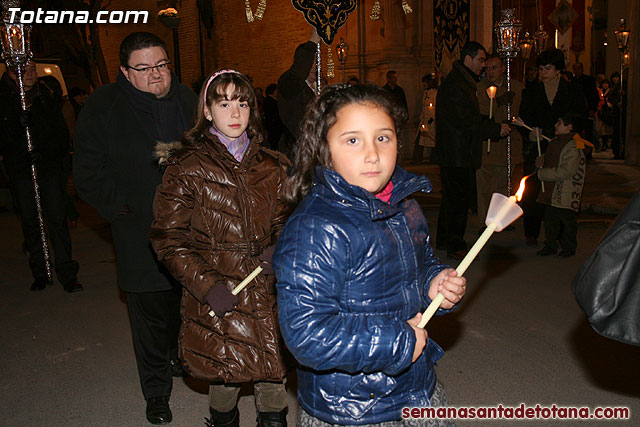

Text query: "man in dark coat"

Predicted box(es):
[263, 83, 284, 151]
[382, 70, 408, 113]
[519, 49, 587, 246]
[277, 28, 320, 158]
[435, 41, 509, 260]
[73, 32, 197, 425]
[0, 62, 82, 292]
[572, 62, 599, 146]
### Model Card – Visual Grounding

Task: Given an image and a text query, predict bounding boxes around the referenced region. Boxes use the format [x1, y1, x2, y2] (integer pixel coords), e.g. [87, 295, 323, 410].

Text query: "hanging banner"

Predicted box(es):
[433, 0, 470, 71]
[291, 0, 357, 45]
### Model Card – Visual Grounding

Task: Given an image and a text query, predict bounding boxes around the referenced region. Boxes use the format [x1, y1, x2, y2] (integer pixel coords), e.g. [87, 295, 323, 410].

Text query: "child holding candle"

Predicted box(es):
[149, 69, 291, 426]
[273, 84, 466, 426]
[535, 112, 587, 258]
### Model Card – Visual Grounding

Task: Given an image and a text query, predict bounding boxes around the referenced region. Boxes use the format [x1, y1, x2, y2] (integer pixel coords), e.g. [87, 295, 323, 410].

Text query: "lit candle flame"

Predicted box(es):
[486, 85, 497, 99]
[515, 176, 528, 202]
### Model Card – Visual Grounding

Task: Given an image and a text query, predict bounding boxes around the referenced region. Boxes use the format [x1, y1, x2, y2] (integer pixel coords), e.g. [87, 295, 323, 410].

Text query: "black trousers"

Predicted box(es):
[437, 166, 474, 252]
[12, 172, 78, 284]
[543, 206, 578, 252]
[126, 288, 182, 400]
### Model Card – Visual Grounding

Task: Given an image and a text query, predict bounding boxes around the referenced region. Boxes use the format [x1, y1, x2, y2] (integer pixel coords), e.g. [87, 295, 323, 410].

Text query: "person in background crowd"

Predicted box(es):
[382, 70, 408, 114]
[435, 41, 509, 260]
[254, 86, 265, 120]
[263, 83, 284, 151]
[596, 79, 614, 152]
[0, 61, 82, 293]
[278, 27, 321, 159]
[572, 62, 599, 152]
[414, 73, 438, 163]
[518, 48, 587, 247]
[535, 112, 587, 258]
[73, 32, 197, 425]
[37, 75, 80, 228]
[347, 76, 360, 85]
[68, 86, 89, 118]
[476, 53, 523, 234]
[524, 65, 539, 88]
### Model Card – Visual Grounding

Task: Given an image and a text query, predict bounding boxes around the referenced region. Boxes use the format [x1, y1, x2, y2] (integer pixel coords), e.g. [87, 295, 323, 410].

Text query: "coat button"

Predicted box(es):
[377, 209, 383, 214]
[369, 393, 375, 399]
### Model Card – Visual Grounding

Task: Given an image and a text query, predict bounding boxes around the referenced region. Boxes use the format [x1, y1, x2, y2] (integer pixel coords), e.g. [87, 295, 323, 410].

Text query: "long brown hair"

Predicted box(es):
[284, 84, 407, 204]
[182, 70, 264, 146]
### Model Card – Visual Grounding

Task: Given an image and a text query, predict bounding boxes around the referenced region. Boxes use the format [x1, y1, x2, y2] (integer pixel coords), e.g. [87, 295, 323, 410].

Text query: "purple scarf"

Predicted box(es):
[209, 126, 250, 162]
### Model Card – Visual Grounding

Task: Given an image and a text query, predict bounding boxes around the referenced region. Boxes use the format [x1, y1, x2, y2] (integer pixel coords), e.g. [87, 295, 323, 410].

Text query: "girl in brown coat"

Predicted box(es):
[150, 70, 291, 426]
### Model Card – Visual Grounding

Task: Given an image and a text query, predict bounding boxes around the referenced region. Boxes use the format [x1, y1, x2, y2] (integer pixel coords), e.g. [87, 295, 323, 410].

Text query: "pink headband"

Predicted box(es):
[202, 69, 242, 99]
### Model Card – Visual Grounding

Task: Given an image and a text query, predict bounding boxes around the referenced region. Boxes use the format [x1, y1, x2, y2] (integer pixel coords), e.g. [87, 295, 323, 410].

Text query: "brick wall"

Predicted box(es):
[96, 0, 338, 92]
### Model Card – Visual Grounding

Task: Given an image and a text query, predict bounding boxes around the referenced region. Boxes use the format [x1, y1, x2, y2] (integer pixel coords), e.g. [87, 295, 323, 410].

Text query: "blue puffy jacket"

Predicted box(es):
[274, 166, 453, 425]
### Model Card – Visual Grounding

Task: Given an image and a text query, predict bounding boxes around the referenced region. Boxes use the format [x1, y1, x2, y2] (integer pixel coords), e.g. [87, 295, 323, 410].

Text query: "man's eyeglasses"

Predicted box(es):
[126, 61, 171, 74]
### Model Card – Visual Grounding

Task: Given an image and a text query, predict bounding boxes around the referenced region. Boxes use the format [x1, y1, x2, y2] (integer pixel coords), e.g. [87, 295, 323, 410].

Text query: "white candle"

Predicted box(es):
[486, 86, 497, 154]
[418, 182, 526, 329]
[209, 265, 264, 317]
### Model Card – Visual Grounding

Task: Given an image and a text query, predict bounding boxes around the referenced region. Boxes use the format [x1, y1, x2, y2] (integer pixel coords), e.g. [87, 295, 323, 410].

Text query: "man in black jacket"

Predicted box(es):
[277, 28, 320, 158]
[73, 32, 197, 424]
[0, 62, 82, 292]
[435, 42, 510, 260]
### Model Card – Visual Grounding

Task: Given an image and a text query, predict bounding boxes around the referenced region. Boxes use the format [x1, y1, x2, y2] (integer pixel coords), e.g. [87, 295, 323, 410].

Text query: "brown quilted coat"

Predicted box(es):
[149, 130, 291, 383]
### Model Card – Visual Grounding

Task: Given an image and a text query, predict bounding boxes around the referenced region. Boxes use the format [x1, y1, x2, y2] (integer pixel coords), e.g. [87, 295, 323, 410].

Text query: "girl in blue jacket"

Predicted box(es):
[273, 84, 466, 426]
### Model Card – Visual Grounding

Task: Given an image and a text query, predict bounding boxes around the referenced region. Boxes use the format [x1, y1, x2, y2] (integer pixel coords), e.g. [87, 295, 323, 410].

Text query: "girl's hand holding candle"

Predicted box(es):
[417, 178, 528, 328]
[208, 265, 263, 317]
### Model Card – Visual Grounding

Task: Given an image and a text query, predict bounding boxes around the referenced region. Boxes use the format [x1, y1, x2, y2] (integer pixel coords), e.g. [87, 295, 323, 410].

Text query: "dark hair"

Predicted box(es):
[460, 41, 487, 62]
[284, 84, 407, 204]
[68, 86, 88, 98]
[182, 70, 263, 146]
[38, 75, 63, 101]
[119, 32, 168, 67]
[347, 76, 360, 85]
[485, 52, 502, 62]
[421, 74, 438, 89]
[386, 70, 397, 79]
[536, 48, 565, 71]
[265, 83, 277, 96]
[559, 111, 584, 133]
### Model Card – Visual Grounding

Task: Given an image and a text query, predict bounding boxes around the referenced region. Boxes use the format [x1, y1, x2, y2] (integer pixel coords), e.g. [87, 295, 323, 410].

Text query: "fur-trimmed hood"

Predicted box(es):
[154, 141, 184, 166]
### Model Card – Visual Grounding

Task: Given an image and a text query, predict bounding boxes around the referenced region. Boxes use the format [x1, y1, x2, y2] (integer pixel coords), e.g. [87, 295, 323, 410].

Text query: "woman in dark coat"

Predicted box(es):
[519, 49, 587, 246]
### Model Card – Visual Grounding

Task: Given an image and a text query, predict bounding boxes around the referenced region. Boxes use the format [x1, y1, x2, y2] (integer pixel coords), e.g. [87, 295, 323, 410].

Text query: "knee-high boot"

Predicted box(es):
[205, 406, 239, 427]
[257, 410, 287, 427]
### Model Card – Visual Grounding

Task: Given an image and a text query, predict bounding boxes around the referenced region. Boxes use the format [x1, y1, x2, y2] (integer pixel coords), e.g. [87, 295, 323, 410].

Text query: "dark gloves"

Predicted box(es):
[495, 90, 515, 107]
[206, 281, 239, 317]
[18, 110, 32, 128]
[258, 245, 276, 275]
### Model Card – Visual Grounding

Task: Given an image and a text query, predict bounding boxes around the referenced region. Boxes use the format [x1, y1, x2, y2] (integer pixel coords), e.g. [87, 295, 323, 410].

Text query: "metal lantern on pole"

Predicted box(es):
[519, 31, 533, 78]
[1, 0, 53, 281]
[157, 8, 181, 81]
[335, 37, 349, 82]
[495, 8, 522, 197]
